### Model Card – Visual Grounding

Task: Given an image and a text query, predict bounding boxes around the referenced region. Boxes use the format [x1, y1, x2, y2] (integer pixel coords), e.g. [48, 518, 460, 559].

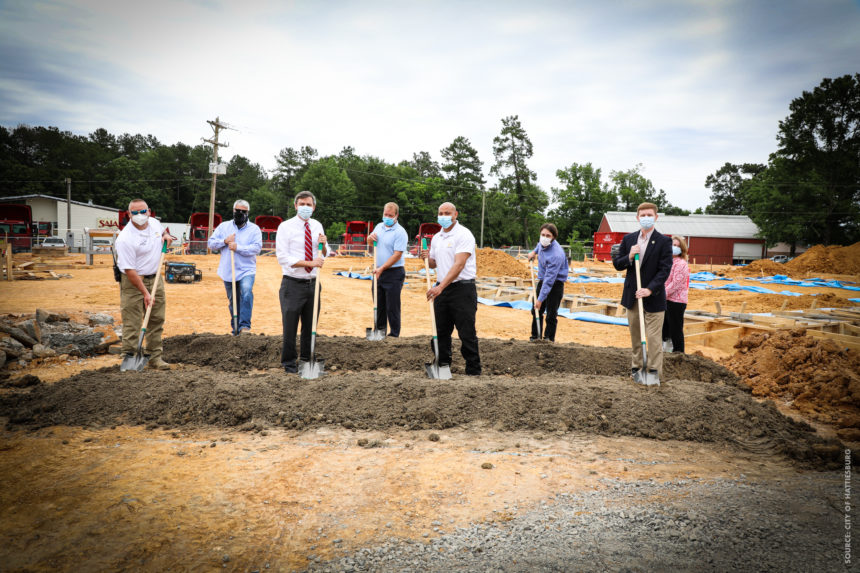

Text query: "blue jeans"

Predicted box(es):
[223, 274, 255, 333]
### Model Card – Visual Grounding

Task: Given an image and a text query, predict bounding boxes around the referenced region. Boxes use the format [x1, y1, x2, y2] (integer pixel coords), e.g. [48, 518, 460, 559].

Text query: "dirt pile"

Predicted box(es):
[722, 329, 860, 441]
[476, 248, 530, 278]
[784, 243, 860, 276]
[161, 334, 737, 382]
[0, 348, 844, 469]
[739, 259, 787, 275]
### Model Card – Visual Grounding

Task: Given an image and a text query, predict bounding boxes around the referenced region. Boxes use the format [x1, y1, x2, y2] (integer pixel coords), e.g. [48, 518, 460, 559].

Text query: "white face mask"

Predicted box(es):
[672, 245, 682, 256]
[132, 213, 149, 226]
[638, 215, 655, 230]
[539, 236, 552, 247]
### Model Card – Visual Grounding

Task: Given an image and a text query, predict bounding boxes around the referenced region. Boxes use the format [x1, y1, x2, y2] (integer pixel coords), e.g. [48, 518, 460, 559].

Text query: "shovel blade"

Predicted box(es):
[365, 327, 386, 341]
[120, 352, 149, 372]
[632, 368, 645, 385]
[424, 361, 452, 380]
[645, 371, 661, 386]
[299, 357, 325, 379]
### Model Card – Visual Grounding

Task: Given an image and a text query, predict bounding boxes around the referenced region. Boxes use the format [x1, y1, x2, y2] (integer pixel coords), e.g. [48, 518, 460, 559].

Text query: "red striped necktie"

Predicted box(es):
[304, 221, 313, 273]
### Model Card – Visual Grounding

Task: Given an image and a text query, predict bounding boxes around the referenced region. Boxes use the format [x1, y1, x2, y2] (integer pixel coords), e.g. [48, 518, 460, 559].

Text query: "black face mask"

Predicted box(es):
[234, 210, 248, 227]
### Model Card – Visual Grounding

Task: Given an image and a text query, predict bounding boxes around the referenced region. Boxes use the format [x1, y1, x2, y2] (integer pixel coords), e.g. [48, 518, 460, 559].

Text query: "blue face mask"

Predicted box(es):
[672, 246, 682, 256]
[638, 215, 655, 230]
[382, 216, 395, 227]
[297, 205, 314, 220]
[437, 215, 453, 229]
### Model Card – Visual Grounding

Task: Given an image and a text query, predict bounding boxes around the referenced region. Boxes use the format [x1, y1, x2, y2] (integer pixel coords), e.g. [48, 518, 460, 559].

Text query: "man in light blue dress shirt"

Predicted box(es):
[367, 202, 409, 337]
[207, 199, 263, 334]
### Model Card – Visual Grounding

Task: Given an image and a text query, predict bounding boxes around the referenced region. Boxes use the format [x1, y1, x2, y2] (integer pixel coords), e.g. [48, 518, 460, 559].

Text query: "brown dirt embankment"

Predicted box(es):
[722, 329, 860, 442]
[785, 242, 860, 275]
[0, 335, 846, 469]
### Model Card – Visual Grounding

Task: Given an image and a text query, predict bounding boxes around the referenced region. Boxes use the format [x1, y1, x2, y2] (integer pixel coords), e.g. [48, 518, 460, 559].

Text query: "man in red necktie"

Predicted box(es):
[275, 191, 329, 374]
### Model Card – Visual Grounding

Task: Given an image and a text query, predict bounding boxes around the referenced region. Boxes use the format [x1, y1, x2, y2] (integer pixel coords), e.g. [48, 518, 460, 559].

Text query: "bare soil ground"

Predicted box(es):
[0, 252, 857, 571]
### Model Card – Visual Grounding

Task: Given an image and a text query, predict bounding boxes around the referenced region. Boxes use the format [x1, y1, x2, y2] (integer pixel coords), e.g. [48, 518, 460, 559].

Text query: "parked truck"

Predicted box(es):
[592, 231, 626, 262]
[187, 212, 222, 254]
[409, 222, 442, 255]
[0, 204, 34, 253]
[340, 221, 372, 255]
[255, 215, 283, 251]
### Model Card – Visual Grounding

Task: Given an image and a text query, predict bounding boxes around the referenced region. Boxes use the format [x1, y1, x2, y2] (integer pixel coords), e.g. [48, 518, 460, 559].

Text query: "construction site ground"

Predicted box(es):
[0, 251, 857, 571]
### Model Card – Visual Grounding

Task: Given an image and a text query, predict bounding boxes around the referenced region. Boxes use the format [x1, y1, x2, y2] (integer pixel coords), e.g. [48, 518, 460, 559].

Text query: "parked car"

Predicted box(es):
[770, 255, 792, 263]
[41, 237, 66, 248]
[92, 238, 113, 252]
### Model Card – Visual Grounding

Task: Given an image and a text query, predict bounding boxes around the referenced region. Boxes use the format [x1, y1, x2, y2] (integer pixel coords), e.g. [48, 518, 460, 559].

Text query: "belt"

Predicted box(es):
[142, 274, 156, 280]
[282, 274, 315, 283]
[453, 279, 475, 285]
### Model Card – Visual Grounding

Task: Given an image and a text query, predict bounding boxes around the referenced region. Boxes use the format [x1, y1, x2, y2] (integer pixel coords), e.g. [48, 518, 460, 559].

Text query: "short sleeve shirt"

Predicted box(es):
[115, 218, 164, 275]
[429, 222, 477, 282]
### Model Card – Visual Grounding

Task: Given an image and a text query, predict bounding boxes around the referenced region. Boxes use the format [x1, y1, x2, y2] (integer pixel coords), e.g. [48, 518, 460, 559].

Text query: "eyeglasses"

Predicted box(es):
[130, 209, 148, 215]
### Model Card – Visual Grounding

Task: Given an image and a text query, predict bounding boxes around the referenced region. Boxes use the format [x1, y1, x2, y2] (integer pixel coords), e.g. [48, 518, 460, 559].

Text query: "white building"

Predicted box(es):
[0, 194, 120, 247]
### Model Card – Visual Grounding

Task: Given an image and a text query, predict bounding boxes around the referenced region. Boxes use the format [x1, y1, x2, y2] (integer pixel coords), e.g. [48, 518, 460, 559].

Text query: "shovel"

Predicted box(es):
[300, 242, 325, 379]
[422, 239, 452, 380]
[528, 261, 543, 340]
[365, 240, 386, 341]
[121, 241, 167, 372]
[632, 253, 660, 386]
[230, 249, 239, 335]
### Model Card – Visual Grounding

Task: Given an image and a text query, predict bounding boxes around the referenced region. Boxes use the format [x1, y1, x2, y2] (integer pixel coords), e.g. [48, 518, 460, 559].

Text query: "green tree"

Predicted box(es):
[407, 151, 441, 179]
[704, 162, 765, 215]
[297, 157, 356, 230]
[770, 73, 860, 245]
[490, 115, 547, 245]
[440, 136, 485, 225]
[610, 164, 688, 215]
[548, 162, 617, 245]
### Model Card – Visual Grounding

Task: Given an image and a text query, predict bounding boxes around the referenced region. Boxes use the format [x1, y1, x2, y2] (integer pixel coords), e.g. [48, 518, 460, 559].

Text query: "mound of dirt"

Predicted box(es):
[0, 363, 843, 470]
[737, 259, 786, 275]
[476, 248, 531, 278]
[160, 334, 737, 383]
[784, 243, 860, 276]
[722, 329, 860, 439]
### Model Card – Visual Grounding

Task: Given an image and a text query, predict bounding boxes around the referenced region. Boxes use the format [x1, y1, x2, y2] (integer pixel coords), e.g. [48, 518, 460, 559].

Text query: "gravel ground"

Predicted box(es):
[303, 474, 855, 573]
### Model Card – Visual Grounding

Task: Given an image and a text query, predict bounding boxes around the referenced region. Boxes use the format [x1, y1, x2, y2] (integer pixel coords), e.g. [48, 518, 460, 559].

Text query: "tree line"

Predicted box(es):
[1, 74, 856, 248]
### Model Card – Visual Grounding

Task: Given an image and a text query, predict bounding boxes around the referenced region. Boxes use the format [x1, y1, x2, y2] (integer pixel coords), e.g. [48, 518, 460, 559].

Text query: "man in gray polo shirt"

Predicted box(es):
[367, 201, 408, 337]
[420, 202, 481, 375]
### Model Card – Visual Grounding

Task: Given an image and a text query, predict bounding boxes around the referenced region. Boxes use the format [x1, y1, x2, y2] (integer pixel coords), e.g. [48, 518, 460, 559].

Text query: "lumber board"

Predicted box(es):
[806, 329, 860, 351]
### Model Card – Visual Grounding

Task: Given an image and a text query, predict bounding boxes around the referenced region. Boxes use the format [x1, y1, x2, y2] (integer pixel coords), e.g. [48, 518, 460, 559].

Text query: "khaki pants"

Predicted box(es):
[121, 273, 166, 360]
[626, 303, 664, 376]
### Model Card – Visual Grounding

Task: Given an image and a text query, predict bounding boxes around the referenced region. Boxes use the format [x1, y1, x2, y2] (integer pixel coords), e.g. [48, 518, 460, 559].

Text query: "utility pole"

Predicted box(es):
[479, 188, 485, 248]
[203, 117, 230, 252]
[66, 178, 72, 248]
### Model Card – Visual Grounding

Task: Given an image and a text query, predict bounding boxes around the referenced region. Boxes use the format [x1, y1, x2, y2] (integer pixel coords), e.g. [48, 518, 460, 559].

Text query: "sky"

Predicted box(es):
[1, 0, 858, 212]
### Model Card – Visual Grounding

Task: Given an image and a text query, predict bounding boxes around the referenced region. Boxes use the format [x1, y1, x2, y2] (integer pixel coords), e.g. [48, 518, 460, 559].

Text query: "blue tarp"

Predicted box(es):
[753, 275, 860, 291]
[477, 297, 628, 326]
[336, 271, 372, 280]
[567, 275, 626, 284]
[850, 298, 860, 303]
[689, 271, 732, 281]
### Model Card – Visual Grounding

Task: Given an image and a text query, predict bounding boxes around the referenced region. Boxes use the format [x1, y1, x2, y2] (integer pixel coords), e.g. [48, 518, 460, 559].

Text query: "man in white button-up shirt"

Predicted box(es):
[275, 191, 329, 373]
[420, 202, 481, 375]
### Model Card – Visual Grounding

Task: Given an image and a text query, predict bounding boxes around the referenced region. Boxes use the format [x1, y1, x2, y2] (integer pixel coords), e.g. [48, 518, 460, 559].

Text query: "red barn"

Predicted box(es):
[595, 212, 765, 265]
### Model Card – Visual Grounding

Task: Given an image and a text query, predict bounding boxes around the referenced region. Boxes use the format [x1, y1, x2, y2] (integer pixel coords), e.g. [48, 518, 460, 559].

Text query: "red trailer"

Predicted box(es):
[409, 222, 442, 255]
[187, 212, 222, 254]
[340, 221, 372, 255]
[255, 215, 283, 251]
[0, 204, 34, 253]
[592, 231, 626, 262]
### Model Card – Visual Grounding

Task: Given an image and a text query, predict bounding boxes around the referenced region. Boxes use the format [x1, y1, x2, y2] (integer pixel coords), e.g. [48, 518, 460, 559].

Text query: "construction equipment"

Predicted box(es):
[299, 242, 325, 379]
[121, 241, 168, 372]
[422, 238, 451, 380]
[230, 250, 238, 335]
[187, 212, 222, 254]
[365, 240, 386, 341]
[255, 215, 282, 251]
[409, 222, 442, 256]
[529, 261, 543, 340]
[164, 262, 202, 283]
[632, 253, 660, 386]
[340, 221, 372, 255]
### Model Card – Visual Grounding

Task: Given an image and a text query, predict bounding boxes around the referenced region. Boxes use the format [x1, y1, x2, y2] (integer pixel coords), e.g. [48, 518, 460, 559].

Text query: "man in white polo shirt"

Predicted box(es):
[114, 198, 173, 370]
[420, 202, 481, 375]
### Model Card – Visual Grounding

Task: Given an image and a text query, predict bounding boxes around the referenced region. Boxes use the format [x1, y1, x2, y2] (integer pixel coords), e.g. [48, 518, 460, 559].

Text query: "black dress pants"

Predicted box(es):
[662, 300, 686, 353]
[434, 281, 481, 374]
[531, 279, 565, 341]
[279, 275, 320, 365]
[375, 266, 405, 337]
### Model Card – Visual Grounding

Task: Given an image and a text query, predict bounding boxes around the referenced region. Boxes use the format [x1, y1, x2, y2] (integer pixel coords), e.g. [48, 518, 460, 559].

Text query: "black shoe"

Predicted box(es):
[465, 370, 482, 376]
[631, 368, 638, 379]
[283, 361, 297, 374]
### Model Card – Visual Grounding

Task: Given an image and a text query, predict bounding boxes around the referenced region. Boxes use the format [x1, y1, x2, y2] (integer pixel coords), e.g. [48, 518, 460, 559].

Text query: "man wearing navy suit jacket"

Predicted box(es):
[612, 202, 674, 381]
